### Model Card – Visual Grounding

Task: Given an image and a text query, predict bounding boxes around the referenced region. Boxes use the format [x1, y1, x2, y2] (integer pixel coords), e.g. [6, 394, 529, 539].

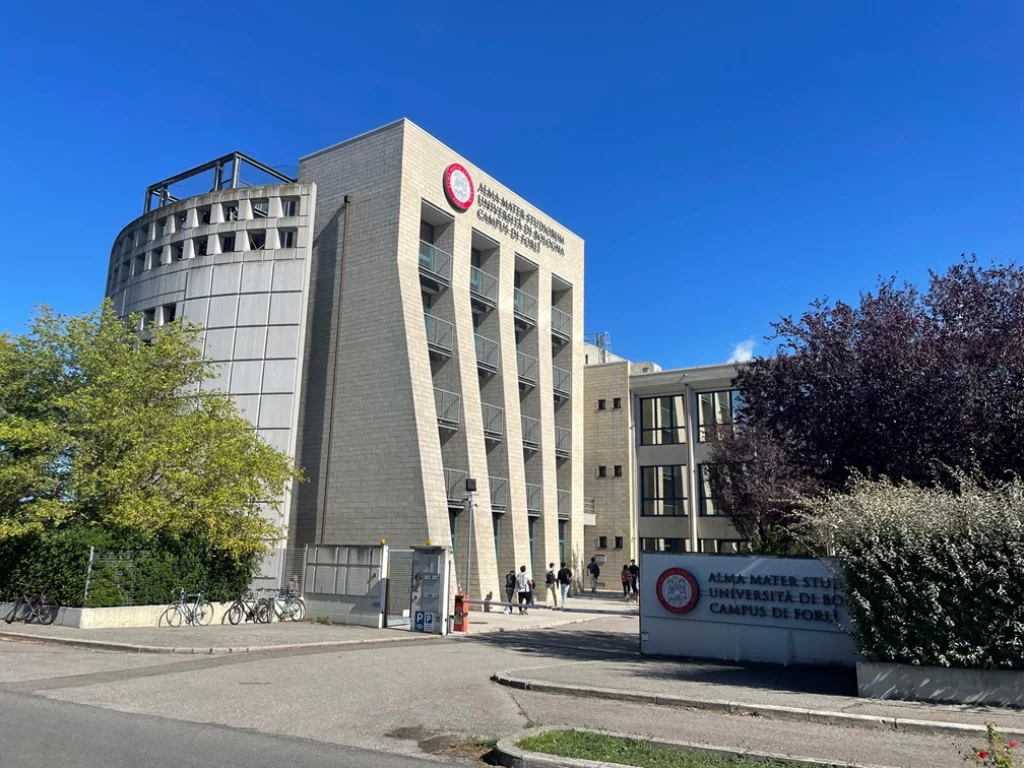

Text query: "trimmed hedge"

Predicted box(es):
[807, 478, 1024, 670]
[0, 526, 260, 607]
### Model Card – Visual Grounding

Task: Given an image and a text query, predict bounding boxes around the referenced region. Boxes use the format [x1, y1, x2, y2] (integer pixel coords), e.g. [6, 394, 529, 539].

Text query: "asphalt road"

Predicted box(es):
[0, 690, 437, 768]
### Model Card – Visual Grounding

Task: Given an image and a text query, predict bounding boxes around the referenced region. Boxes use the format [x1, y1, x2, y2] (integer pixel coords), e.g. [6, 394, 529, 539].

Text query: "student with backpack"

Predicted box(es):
[587, 557, 600, 594]
[620, 565, 631, 598]
[545, 563, 559, 609]
[557, 561, 573, 609]
[504, 570, 516, 614]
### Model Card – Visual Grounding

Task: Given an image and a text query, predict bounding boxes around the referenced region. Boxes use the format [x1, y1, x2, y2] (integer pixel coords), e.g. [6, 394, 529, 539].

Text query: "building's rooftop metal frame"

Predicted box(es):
[143, 152, 296, 213]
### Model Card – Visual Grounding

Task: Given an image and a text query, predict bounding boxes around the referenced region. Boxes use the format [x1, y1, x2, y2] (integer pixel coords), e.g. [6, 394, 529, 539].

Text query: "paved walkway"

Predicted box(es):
[494, 656, 1024, 737]
[0, 595, 632, 652]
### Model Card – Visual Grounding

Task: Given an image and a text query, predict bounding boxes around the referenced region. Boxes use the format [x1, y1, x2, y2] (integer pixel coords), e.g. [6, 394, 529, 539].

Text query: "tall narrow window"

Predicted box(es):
[597, 399, 606, 411]
[493, 513, 501, 563]
[613, 397, 622, 409]
[558, 520, 567, 565]
[281, 198, 299, 217]
[528, 517, 537, 573]
[598, 536, 608, 549]
[698, 464, 720, 516]
[279, 229, 296, 248]
[598, 466, 607, 478]
[614, 465, 623, 477]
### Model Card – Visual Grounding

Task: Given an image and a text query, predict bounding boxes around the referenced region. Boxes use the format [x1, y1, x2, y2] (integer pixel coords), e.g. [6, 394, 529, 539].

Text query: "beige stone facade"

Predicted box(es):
[292, 120, 585, 600]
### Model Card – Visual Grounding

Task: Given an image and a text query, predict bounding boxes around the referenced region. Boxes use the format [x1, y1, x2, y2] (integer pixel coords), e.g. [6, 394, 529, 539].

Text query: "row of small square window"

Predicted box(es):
[118, 198, 301, 256]
[111, 230, 297, 285]
[596, 465, 623, 478]
[597, 398, 622, 410]
[597, 536, 625, 549]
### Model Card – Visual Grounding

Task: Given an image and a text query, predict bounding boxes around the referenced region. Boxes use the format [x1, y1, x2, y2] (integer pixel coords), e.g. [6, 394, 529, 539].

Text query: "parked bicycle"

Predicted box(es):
[225, 590, 270, 625]
[270, 588, 305, 622]
[160, 588, 214, 627]
[3, 584, 59, 625]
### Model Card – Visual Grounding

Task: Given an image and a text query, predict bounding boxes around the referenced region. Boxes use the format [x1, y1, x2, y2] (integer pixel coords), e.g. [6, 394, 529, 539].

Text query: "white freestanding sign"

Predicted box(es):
[640, 553, 858, 667]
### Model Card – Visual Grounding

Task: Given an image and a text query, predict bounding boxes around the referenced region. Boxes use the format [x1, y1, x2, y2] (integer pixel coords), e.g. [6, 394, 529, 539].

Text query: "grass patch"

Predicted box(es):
[517, 731, 831, 768]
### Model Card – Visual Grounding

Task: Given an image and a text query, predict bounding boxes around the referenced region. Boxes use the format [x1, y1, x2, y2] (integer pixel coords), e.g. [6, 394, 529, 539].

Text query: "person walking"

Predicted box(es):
[620, 565, 631, 598]
[503, 569, 516, 614]
[628, 559, 640, 599]
[545, 563, 559, 609]
[586, 557, 601, 594]
[515, 565, 532, 615]
[557, 561, 572, 610]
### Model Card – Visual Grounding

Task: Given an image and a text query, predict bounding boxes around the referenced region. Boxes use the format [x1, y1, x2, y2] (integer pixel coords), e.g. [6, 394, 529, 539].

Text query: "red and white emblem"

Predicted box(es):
[443, 163, 475, 211]
[656, 568, 699, 614]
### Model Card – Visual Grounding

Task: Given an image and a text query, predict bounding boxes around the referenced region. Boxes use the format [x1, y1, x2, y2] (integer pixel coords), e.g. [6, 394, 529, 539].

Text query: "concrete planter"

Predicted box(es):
[858, 661, 1024, 708]
[0, 601, 233, 629]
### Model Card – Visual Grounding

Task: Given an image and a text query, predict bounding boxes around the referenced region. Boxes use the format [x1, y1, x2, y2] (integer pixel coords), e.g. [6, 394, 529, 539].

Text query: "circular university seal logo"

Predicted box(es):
[656, 568, 700, 614]
[444, 163, 475, 211]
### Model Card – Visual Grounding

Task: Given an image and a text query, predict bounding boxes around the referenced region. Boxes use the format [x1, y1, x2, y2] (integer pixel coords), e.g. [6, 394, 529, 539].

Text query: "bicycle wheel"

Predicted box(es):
[37, 596, 59, 626]
[4, 598, 25, 624]
[194, 600, 214, 626]
[256, 599, 272, 624]
[226, 603, 243, 625]
[288, 597, 305, 621]
[160, 605, 184, 628]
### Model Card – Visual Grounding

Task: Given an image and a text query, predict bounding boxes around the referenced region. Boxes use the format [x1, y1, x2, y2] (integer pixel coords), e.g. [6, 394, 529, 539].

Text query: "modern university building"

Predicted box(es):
[103, 119, 585, 601]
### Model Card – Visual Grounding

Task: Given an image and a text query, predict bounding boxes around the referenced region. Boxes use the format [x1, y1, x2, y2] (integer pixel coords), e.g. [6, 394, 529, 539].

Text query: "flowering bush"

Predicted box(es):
[970, 724, 1021, 767]
[805, 476, 1024, 669]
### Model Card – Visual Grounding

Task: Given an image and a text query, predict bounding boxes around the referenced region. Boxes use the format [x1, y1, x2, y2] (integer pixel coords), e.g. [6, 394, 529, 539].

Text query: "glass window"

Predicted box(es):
[598, 536, 608, 549]
[597, 399, 606, 410]
[598, 466, 607, 478]
[641, 538, 688, 553]
[493, 513, 501, 562]
[614, 465, 622, 477]
[640, 465, 688, 516]
[449, 511, 458, 556]
[528, 517, 536, 572]
[698, 390, 743, 441]
[614, 536, 623, 549]
[281, 198, 299, 217]
[613, 397, 622, 409]
[698, 464, 721, 516]
[558, 520, 567, 564]
[639, 395, 685, 445]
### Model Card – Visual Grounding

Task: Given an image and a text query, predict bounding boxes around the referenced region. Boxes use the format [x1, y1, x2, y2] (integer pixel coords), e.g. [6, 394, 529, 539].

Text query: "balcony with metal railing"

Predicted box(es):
[583, 497, 596, 526]
[434, 387, 461, 431]
[552, 365, 571, 399]
[551, 306, 572, 343]
[558, 489, 571, 519]
[425, 313, 454, 357]
[419, 241, 452, 286]
[555, 426, 571, 458]
[475, 334, 500, 374]
[513, 287, 538, 324]
[517, 351, 538, 387]
[521, 414, 540, 451]
[470, 266, 498, 308]
[444, 468, 467, 507]
[490, 476, 509, 510]
[526, 482, 543, 514]
[481, 402, 504, 441]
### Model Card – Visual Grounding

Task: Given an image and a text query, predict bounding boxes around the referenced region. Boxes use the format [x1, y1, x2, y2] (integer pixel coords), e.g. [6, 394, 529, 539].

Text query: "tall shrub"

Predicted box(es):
[806, 477, 1024, 670]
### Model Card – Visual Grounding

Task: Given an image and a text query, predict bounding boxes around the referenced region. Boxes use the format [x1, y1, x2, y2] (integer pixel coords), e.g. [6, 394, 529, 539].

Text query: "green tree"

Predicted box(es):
[0, 301, 295, 557]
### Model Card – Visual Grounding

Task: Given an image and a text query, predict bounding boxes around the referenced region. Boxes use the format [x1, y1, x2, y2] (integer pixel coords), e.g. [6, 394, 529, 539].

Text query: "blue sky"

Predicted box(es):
[1, 1, 1021, 368]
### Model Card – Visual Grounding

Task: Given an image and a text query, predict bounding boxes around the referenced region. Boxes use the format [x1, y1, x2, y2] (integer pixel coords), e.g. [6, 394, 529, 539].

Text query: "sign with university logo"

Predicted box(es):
[640, 553, 858, 666]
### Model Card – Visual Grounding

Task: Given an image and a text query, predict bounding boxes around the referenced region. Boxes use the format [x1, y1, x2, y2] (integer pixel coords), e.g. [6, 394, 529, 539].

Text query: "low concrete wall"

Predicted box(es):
[1, 601, 233, 629]
[858, 661, 1024, 708]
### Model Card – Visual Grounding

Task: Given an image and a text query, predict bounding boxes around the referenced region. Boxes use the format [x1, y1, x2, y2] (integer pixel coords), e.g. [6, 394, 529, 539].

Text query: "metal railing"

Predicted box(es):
[521, 414, 540, 449]
[552, 365, 572, 398]
[482, 402, 504, 440]
[490, 476, 509, 510]
[444, 468, 468, 505]
[558, 489, 571, 519]
[513, 287, 538, 322]
[584, 497, 596, 515]
[419, 241, 452, 285]
[517, 351, 538, 386]
[526, 482, 544, 513]
[425, 313, 454, 356]
[555, 426, 571, 458]
[434, 387, 461, 430]
[475, 333, 500, 373]
[470, 266, 499, 306]
[551, 306, 572, 341]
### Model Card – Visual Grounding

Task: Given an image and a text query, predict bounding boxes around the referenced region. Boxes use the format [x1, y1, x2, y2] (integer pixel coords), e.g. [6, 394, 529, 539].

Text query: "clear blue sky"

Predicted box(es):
[1, 2, 1021, 368]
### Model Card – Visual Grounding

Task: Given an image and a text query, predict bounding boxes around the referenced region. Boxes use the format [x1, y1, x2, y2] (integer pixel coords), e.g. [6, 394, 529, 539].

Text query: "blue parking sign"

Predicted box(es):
[414, 611, 425, 631]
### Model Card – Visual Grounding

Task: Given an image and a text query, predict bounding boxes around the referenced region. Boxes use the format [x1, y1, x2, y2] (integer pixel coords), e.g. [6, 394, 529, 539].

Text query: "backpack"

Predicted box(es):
[545, 570, 556, 584]
[505, 573, 516, 590]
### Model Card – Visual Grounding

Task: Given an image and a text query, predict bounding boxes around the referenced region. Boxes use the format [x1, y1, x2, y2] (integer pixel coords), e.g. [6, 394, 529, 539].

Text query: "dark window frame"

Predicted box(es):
[640, 465, 688, 516]
[613, 465, 623, 477]
[639, 395, 686, 446]
[598, 465, 607, 478]
[697, 389, 743, 442]
[613, 397, 622, 409]
[598, 536, 608, 549]
[597, 399, 606, 411]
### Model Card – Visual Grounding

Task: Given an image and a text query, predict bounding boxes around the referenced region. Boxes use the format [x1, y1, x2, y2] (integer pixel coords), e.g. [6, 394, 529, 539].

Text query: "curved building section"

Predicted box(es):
[104, 174, 317, 528]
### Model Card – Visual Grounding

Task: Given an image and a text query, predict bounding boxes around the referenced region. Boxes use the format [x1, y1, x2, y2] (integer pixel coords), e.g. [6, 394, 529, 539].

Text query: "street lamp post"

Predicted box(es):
[465, 477, 477, 598]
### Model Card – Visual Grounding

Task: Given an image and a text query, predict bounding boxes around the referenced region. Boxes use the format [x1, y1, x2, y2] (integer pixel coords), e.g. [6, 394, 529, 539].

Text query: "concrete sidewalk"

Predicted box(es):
[493, 657, 1024, 739]
[461, 593, 638, 635]
[0, 622, 432, 654]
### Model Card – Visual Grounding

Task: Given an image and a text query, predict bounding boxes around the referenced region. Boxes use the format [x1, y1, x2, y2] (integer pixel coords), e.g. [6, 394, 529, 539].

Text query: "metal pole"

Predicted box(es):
[83, 546, 95, 606]
[465, 491, 476, 598]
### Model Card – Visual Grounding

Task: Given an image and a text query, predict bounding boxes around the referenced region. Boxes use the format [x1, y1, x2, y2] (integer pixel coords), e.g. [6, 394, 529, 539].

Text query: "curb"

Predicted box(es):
[492, 726, 897, 768]
[0, 630, 439, 655]
[491, 673, 1024, 740]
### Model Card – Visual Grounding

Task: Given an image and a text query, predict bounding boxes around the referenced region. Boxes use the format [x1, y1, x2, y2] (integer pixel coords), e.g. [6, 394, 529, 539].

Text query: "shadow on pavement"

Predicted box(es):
[464, 624, 641, 659]
[634, 656, 858, 697]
